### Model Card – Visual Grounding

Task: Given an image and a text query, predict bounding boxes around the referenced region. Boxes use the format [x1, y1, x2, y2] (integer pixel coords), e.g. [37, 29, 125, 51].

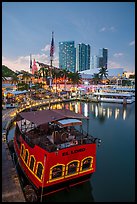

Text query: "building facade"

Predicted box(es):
[32, 59, 38, 75]
[59, 41, 76, 72]
[91, 55, 99, 69]
[98, 48, 108, 68]
[76, 43, 90, 72]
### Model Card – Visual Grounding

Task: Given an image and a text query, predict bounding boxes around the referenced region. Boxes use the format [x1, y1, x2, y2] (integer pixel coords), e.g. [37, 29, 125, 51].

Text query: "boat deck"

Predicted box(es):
[24, 127, 95, 152]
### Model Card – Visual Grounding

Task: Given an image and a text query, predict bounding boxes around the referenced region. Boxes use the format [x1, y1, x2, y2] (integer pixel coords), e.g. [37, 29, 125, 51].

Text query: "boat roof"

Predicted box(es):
[55, 118, 82, 127]
[18, 109, 87, 126]
[93, 92, 132, 97]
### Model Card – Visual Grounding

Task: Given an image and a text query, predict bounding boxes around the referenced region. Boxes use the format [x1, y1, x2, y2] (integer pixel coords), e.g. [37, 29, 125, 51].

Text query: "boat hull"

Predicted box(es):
[14, 133, 96, 198]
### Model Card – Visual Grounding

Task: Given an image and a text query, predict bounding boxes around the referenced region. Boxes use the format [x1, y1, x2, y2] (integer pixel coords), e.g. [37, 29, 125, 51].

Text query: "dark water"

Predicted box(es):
[7, 101, 135, 202]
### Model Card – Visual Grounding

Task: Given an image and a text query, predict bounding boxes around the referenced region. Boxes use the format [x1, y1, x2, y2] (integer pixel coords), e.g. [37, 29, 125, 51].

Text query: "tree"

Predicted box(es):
[59, 68, 69, 91]
[98, 66, 108, 79]
[68, 71, 82, 87]
[11, 75, 19, 85]
[92, 73, 101, 85]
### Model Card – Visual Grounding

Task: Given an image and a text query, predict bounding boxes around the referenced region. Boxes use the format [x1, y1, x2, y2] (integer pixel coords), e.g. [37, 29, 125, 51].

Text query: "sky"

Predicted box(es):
[2, 2, 135, 73]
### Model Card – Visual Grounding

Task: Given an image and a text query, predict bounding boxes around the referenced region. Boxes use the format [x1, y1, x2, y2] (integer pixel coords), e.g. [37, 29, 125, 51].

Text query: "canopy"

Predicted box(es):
[55, 118, 82, 127]
[4, 90, 28, 95]
[18, 109, 88, 126]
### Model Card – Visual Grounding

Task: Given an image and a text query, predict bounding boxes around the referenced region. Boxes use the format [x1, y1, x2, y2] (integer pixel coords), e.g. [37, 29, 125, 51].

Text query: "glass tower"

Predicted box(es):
[98, 48, 108, 68]
[76, 43, 90, 72]
[91, 55, 99, 69]
[59, 41, 76, 72]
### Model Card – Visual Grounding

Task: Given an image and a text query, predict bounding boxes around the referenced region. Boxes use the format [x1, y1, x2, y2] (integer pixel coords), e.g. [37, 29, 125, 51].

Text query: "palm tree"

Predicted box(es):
[68, 71, 82, 87]
[59, 68, 69, 91]
[98, 66, 108, 80]
[17, 71, 32, 91]
[92, 73, 101, 85]
[11, 74, 19, 90]
[21, 71, 32, 84]
[38, 67, 49, 88]
[51, 68, 61, 92]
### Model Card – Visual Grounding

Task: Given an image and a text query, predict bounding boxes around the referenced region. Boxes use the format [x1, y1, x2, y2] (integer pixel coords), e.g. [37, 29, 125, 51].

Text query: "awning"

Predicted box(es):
[55, 118, 82, 127]
[18, 109, 88, 126]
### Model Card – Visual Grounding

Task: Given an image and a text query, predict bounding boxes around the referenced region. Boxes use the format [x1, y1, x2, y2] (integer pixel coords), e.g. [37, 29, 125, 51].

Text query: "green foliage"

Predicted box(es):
[2, 65, 17, 77]
[129, 74, 135, 79]
[17, 82, 29, 91]
[98, 67, 108, 79]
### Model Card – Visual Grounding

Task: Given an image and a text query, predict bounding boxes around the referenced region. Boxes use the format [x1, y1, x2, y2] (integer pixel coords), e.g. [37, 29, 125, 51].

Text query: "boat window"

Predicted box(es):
[82, 157, 93, 171]
[20, 144, 25, 158]
[36, 163, 43, 180]
[24, 149, 29, 164]
[29, 156, 35, 171]
[51, 165, 63, 179]
[67, 161, 78, 175]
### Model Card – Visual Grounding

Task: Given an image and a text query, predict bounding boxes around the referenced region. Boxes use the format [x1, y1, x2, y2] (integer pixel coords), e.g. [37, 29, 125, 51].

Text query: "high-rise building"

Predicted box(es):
[91, 55, 99, 69]
[98, 48, 108, 68]
[76, 43, 90, 72]
[59, 41, 76, 72]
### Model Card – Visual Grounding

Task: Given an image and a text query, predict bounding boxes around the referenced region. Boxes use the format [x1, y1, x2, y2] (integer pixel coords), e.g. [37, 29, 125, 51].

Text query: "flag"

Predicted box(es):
[50, 32, 54, 58]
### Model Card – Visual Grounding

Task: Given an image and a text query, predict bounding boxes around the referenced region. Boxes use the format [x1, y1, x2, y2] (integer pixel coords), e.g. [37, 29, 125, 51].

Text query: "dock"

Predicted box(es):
[2, 140, 26, 202]
[2, 110, 25, 202]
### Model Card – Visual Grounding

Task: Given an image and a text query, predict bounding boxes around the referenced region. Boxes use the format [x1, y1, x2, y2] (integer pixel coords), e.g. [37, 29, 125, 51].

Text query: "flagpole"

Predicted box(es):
[30, 54, 32, 74]
[49, 31, 54, 89]
[40, 155, 46, 202]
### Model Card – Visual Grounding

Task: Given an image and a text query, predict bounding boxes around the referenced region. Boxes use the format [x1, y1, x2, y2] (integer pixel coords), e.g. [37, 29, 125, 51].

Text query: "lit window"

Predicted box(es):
[82, 158, 92, 171]
[67, 161, 78, 175]
[51, 165, 63, 179]
[25, 150, 29, 164]
[29, 156, 35, 171]
[36, 163, 43, 180]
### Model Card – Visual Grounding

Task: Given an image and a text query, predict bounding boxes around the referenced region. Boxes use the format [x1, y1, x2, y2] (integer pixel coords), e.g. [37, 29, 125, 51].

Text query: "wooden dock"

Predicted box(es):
[2, 109, 25, 202]
[2, 139, 26, 202]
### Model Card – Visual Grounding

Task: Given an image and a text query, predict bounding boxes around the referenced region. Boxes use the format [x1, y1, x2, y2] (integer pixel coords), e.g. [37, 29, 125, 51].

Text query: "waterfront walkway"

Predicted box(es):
[2, 110, 25, 202]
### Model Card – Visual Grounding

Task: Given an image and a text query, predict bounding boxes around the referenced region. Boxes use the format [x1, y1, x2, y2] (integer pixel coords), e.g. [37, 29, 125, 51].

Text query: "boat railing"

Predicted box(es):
[23, 128, 101, 152]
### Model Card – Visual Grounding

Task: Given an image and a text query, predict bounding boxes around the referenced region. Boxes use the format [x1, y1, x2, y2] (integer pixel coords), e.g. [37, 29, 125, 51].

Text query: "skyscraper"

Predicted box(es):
[98, 48, 108, 68]
[91, 55, 99, 69]
[76, 43, 90, 72]
[59, 41, 76, 72]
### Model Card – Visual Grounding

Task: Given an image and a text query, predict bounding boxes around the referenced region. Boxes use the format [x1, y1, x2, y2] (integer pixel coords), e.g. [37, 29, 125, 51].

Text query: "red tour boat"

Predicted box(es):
[14, 108, 101, 201]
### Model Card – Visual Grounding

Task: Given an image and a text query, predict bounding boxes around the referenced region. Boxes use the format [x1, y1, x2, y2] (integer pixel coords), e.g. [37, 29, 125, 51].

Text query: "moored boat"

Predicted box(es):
[14, 108, 101, 201]
[92, 92, 134, 104]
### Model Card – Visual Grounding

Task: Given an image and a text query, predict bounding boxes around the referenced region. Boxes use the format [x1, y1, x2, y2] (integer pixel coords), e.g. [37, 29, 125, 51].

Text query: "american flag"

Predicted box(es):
[50, 32, 54, 58]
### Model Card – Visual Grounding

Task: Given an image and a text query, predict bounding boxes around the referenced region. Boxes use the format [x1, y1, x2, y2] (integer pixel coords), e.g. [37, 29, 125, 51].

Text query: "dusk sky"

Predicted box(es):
[2, 2, 135, 73]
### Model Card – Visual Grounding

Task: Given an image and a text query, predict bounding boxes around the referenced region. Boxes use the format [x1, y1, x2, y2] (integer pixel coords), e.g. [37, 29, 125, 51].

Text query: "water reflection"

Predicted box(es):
[73, 102, 129, 121]
[37, 101, 129, 121]
[5, 101, 134, 202]
[43, 181, 94, 202]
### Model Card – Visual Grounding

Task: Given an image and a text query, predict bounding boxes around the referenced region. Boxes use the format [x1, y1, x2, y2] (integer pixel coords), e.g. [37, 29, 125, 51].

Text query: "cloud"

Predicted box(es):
[2, 53, 59, 72]
[108, 60, 123, 68]
[129, 40, 135, 46]
[99, 27, 106, 32]
[109, 26, 115, 31]
[99, 26, 116, 32]
[41, 44, 50, 52]
[113, 53, 124, 57]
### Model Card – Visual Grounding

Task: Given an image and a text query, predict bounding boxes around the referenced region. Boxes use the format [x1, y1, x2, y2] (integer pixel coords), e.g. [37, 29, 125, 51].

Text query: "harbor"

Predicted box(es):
[2, 99, 135, 202]
[2, 3, 135, 201]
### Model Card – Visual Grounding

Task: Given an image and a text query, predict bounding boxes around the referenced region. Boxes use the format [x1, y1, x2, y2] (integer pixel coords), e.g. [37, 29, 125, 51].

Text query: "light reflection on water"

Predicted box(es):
[7, 101, 135, 202]
[49, 101, 130, 121]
